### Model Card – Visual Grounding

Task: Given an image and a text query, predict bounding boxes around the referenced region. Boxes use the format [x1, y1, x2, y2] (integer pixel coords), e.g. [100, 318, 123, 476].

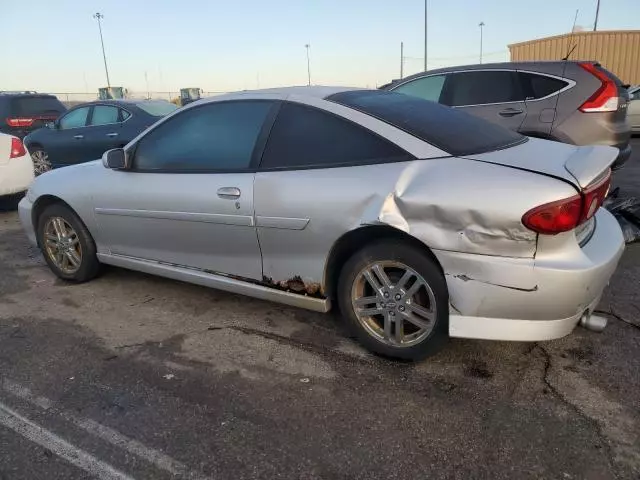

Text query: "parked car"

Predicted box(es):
[0, 91, 66, 139]
[24, 99, 178, 174]
[19, 87, 624, 360]
[381, 61, 632, 169]
[628, 85, 640, 133]
[0, 133, 34, 198]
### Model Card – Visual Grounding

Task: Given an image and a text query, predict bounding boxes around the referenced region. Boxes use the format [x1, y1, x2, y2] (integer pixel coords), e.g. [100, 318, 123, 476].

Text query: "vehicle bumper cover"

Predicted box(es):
[0, 156, 34, 196]
[18, 196, 37, 246]
[434, 208, 625, 341]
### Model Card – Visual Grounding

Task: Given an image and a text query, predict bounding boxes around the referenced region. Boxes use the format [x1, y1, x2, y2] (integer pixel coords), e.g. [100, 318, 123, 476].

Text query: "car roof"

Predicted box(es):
[385, 60, 597, 85]
[196, 86, 360, 104]
[0, 92, 58, 99]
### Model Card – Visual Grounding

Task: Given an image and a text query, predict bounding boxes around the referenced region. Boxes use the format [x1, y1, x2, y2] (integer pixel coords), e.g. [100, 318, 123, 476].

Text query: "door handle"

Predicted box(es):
[106, 132, 118, 137]
[217, 187, 241, 199]
[73, 134, 84, 140]
[498, 108, 524, 117]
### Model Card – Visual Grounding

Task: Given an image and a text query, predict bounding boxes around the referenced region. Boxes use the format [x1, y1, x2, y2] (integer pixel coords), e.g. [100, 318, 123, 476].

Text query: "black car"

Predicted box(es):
[24, 99, 178, 174]
[0, 91, 67, 139]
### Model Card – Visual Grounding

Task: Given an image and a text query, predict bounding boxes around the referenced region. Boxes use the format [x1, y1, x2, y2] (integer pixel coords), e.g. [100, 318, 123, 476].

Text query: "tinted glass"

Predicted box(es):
[91, 105, 120, 125]
[260, 102, 412, 169]
[445, 71, 522, 106]
[59, 107, 89, 129]
[133, 101, 273, 171]
[392, 75, 446, 102]
[520, 72, 568, 99]
[12, 96, 65, 115]
[136, 100, 178, 117]
[120, 109, 131, 121]
[328, 90, 526, 156]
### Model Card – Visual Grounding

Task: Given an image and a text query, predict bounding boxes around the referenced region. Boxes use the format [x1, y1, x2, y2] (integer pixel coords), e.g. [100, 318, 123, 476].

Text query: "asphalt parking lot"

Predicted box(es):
[0, 139, 639, 480]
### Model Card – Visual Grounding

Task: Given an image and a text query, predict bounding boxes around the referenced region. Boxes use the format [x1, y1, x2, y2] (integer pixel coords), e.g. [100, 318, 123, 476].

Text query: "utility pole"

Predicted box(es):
[93, 13, 111, 88]
[424, 0, 428, 71]
[144, 71, 149, 99]
[305, 44, 311, 86]
[400, 42, 404, 79]
[593, 0, 601, 31]
[479, 22, 485, 64]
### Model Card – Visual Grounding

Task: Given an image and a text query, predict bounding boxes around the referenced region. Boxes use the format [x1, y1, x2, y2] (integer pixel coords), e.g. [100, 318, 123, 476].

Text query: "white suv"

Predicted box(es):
[0, 133, 34, 198]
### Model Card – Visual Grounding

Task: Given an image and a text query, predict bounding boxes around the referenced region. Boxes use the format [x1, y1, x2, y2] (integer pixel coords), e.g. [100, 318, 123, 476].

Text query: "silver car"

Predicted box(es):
[18, 87, 625, 360]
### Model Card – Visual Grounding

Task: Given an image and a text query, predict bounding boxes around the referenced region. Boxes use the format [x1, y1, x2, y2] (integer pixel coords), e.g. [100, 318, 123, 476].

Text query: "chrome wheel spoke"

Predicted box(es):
[400, 311, 430, 331]
[395, 270, 414, 291]
[403, 278, 424, 299]
[383, 312, 392, 340]
[356, 307, 382, 318]
[407, 303, 435, 322]
[371, 264, 392, 289]
[66, 250, 81, 267]
[363, 268, 382, 291]
[354, 296, 379, 307]
[394, 317, 404, 344]
[43, 217, 82, 274]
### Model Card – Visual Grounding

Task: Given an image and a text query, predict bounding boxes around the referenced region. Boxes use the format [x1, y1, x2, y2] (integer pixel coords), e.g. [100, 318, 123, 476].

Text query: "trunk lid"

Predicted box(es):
[463, 137, 617, 189]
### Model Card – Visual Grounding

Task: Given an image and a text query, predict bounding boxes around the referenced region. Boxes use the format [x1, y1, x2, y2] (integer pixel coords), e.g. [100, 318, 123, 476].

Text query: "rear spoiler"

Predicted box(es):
[564, 145, 618, 188]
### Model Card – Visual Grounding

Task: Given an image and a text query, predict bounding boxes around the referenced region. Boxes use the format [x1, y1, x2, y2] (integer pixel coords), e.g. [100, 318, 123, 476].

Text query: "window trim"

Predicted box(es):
[87, 103, 132, 127]
[391, 68, 576, 108]
[256, 100, 416, 172]
[58, 106, 92, 130]
[128, 99, 281, 174]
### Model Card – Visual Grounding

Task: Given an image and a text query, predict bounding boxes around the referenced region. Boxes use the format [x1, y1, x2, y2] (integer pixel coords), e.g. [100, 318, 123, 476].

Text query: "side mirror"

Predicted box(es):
[102, 148, 127, 170]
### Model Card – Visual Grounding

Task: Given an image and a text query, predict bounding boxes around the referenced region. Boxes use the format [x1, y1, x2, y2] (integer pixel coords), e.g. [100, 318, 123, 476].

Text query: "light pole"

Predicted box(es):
[305, 44, 311, 86]
[593, 0, 601, 31]
[93, 13, 111, 88]
[424, 0, 428, 71]
[479, 21, 485, 64]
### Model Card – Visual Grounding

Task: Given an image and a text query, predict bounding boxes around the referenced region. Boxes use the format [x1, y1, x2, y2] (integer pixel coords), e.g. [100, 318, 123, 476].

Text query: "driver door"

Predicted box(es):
[92, 100, 278, 280]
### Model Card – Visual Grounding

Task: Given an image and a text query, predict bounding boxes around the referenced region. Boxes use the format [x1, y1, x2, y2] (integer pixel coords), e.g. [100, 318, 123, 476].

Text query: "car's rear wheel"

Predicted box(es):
[31, 148, 51, 176]
[37, 203, 101, 282]
[337, 240, 449, 360]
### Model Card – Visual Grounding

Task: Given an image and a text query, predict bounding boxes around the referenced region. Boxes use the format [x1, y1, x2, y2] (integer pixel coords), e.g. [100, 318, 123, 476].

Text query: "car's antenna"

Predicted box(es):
[550, 9, 579, 133]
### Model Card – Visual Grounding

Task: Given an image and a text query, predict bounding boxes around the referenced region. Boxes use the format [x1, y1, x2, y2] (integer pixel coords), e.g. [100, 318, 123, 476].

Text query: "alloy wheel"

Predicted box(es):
[31, 150, 51, 176]
[43, 217, 83, 274]
[351, 261, 437, 348]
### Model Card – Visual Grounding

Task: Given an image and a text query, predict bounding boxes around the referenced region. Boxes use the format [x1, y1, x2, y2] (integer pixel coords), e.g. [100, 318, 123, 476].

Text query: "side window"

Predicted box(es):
[630, 89, 640, 101]
[392, 75, 446, 102]
[260, 102, 412, 170]
[59, 107, 90, 129]
[120, 109, 131, 121]
[444, 71, 523, 107]
[519, 72, 568, 100]
[133, 101, 274, 171]
[90, 105, 120, 126]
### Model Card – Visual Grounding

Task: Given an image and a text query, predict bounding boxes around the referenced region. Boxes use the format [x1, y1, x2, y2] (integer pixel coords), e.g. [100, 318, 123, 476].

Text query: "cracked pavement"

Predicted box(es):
[0, 140, 639, 479]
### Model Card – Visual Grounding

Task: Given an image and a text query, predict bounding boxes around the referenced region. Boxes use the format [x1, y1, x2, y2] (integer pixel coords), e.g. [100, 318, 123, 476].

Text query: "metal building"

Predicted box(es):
[509, 30, 640, 85]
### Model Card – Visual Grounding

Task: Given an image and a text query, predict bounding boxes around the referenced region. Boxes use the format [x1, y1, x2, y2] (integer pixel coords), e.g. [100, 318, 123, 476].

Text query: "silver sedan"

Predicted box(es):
[19, 87, 624, 360]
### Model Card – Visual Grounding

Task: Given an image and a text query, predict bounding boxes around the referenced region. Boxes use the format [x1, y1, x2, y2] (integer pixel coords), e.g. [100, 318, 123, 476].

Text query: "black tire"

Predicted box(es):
[337, 240, 449, 360]
[37, 203, 101, 282]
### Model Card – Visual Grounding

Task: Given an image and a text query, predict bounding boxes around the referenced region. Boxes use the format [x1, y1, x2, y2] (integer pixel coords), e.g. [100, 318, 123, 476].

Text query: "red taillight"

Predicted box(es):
[522, 195, 583, 234]
[6, 117, 35, 127]
[523, 170, 611, 235]
[578, 63, 619, 113]
[9, 137, 27, 158]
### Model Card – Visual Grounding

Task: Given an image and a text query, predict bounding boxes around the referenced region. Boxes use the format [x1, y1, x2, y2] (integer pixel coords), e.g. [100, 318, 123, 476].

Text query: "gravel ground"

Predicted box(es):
[0, 139, 638, 479]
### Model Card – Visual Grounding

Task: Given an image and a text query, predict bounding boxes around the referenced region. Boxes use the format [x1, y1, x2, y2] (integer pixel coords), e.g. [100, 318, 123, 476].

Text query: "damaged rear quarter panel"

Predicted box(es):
[254, 157, 577, 295]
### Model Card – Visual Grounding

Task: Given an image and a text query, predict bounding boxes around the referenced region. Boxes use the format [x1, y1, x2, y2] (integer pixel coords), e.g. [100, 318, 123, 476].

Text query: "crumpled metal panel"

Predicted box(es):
[255, 156, 577, 294]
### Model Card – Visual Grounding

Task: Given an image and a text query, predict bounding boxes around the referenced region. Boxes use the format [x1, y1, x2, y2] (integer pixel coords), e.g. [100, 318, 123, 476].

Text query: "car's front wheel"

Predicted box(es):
[337, 240, 449, 360]
[30, 148, 52, 176]
[37, 203, 101, 282]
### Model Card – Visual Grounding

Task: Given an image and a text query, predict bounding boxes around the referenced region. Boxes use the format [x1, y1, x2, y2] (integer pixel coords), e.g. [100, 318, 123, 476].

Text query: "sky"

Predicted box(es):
[1, 0, 638, 97]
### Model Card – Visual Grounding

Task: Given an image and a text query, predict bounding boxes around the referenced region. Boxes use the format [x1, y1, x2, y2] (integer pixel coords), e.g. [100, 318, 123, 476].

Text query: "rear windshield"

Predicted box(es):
[136, 100, 178, 117]
[327, 90, 527, 156]
[12, 96, 66, 116]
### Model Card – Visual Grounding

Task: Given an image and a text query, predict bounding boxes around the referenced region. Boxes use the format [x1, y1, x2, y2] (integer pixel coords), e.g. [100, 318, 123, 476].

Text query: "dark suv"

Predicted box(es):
[0, 92, 67, 139]
[382, 61, 632, 168]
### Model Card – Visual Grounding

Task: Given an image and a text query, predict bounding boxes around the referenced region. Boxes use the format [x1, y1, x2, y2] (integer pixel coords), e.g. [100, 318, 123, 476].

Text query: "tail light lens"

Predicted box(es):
[9, 137, 27, 158]
[522, 170, 611, 235]
[6, 117, 35, 127]
[578, 63, 619, 113]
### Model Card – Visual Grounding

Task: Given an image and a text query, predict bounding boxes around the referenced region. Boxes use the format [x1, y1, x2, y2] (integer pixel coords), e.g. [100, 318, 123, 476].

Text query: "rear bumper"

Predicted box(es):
[434, 208, 625, 341]
[0, 156, 34, 196]
[612, 143, 632, 170]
